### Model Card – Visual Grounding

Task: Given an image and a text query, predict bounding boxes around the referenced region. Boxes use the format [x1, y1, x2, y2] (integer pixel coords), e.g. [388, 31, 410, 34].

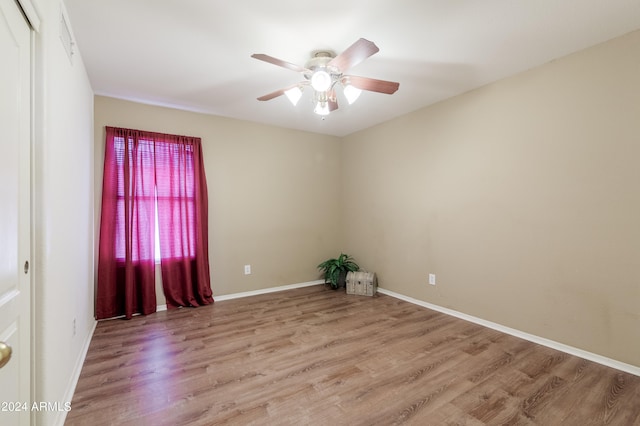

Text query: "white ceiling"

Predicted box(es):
[64, 0, 640, 137]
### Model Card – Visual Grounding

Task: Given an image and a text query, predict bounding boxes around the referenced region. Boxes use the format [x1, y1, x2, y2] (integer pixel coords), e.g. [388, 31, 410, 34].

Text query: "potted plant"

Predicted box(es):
[317, 253, 360, 290]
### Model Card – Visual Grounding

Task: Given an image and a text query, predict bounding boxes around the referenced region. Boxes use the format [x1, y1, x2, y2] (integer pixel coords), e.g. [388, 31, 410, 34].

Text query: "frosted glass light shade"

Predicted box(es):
[284, 86, 303, 105]
[311, 70, 331, 92]
[314, 101, 330, 116]
[343, 84, 362, 104]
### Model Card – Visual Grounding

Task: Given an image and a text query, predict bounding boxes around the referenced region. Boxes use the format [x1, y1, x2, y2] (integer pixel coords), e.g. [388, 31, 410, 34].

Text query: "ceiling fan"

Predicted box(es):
[251, 38, 399, 116]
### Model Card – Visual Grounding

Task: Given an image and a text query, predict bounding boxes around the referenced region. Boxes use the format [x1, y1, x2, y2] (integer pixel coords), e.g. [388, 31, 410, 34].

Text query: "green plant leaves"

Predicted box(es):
[317, 253, 360, 289]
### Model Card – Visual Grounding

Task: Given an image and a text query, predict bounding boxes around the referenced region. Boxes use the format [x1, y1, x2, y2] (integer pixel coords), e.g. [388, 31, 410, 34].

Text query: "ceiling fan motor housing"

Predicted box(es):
[305, 51, 341, 89]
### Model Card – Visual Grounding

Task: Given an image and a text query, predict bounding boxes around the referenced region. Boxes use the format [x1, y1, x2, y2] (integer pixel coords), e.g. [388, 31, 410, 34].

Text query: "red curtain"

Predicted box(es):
[96, 127, 213, 320]
[156, 136, 213, 309]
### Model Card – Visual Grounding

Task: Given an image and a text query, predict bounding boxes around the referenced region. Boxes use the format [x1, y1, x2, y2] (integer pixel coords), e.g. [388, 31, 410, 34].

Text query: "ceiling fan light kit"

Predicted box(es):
[252, 38, 399, 117]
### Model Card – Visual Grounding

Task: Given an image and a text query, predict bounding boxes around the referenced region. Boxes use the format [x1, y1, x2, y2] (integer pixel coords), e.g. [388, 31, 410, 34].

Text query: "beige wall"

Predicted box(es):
[94, 97, 342, 299]
[342, 30, 640, 367]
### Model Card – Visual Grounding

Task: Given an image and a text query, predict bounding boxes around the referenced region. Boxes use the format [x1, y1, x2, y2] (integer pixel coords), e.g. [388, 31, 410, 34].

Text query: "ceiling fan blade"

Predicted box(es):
[257, 83, 307, 101]
[345, 75, 400, 94]
[328, 38, 379, 72]
[251, 53, 309, 73]
[257, 87, 289, 101]
[328, 89, 339, 111]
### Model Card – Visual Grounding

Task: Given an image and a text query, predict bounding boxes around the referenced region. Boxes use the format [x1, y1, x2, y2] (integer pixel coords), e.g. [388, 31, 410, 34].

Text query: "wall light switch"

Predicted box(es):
[429, 274, 436, 285]
[244, 264, 251, 275]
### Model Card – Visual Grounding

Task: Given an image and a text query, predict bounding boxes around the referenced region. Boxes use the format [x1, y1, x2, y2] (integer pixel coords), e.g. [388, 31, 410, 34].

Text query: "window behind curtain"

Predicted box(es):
[155, 140, 197, 260]
[113, 136, 196, 261]
[113, 135, 155, 262]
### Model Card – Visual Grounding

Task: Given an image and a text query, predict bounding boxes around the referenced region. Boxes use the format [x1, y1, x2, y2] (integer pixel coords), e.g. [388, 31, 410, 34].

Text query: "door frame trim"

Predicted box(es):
[16, 0, 39, 32]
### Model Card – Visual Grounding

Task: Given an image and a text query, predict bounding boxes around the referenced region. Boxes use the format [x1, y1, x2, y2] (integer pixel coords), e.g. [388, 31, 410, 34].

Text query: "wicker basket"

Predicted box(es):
[346, 271, 377, 296]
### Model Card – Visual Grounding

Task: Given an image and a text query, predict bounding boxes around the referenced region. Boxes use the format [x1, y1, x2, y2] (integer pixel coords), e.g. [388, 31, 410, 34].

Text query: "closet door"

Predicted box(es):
[0, 0, 32, 425]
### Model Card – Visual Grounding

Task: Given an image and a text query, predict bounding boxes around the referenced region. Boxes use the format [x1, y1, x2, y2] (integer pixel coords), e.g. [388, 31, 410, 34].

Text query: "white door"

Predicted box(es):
[0, 0, 32, 425]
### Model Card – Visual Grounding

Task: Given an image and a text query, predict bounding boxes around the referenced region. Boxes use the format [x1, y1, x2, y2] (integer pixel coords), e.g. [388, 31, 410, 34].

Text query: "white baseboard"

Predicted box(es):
[56, 319, 98, 426]
[155, 281, 324, 311]
[214, 280, 325, 302]
[377, 287, 640, 377]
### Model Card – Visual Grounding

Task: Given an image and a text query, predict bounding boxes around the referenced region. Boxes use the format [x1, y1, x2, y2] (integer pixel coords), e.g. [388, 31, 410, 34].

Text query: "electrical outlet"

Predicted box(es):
[244, 264, 251, 275]
[429, 274, 436, 286]
[73, 318, 76, 336]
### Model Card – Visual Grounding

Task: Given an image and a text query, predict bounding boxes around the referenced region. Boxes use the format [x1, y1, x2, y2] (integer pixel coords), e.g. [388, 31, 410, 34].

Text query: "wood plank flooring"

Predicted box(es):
[65, 285, 640, 425]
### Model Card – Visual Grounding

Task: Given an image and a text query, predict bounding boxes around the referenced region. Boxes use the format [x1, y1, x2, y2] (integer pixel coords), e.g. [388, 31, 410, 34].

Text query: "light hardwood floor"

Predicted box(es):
[66, 285, 640, 425]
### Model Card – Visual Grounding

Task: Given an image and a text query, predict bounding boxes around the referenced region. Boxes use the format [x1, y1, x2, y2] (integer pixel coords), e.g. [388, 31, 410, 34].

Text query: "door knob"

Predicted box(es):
[0, 342, 12, 369]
